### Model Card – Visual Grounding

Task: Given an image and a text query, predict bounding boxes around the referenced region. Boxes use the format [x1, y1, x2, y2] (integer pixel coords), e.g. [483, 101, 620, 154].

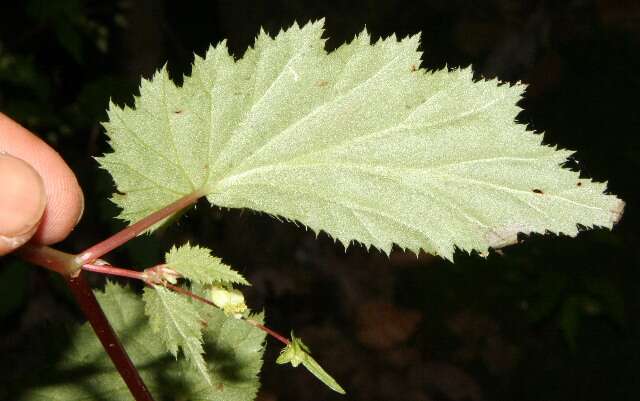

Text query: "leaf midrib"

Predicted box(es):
[216, 160, 606, 215]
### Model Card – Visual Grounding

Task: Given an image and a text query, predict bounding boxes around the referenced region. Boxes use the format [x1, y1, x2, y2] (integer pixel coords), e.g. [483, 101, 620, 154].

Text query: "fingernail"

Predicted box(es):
[0, 153, 46, 240]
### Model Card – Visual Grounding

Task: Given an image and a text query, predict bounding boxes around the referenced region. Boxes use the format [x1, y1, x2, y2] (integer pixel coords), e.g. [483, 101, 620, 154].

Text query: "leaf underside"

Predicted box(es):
[18, 282, 266, 401]
[99, 19, 624, 259]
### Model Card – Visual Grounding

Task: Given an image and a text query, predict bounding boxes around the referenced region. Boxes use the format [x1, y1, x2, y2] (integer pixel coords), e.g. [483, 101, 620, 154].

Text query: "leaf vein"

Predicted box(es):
[234, 52, 405, 170]
[101, 159, 185, 196]
[112, 108, 192, 186]
[161, 75, 196, 191]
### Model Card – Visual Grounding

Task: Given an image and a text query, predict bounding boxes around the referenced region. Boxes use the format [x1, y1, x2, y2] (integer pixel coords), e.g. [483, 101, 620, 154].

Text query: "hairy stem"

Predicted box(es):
[245, 318, 290, 345]
[164, 282, 290, 345]
[76, 191, 203, 265]
[83, 263, 147, 280]
[17, 243, 80, 276]
[83, 263, 291, 346]
[163, 281, 217, 305]
[18, 245, 155, 400]
[17, 193, 205, 401]
[66, 272, 155, 401]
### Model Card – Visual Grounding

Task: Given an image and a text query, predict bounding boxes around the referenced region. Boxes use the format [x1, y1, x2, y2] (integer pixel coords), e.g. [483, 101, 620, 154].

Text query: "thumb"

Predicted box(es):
[0, 153, 47, 255]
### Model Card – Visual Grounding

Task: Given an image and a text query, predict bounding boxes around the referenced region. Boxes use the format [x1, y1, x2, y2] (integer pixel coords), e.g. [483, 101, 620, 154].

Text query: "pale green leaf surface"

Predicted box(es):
[17, 282, 266, 401]
[142, 285, 210, 385]
[99, 19, 624, 259]
[166, 243, 249, 285]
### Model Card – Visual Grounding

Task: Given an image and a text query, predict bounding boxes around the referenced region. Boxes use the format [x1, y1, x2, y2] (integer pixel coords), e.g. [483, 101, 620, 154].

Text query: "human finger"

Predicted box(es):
[0, 154, 47, 255]
[0, 113, 84, 245]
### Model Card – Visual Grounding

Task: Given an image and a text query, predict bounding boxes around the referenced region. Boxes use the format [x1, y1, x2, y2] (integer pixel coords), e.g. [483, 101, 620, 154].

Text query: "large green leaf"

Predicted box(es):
[18, 282, 265, 401]
[99, 19, 624, 259]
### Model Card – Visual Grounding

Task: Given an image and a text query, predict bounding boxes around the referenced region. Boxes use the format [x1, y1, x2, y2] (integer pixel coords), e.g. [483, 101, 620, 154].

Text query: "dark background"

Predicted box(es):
[0, 1, 639, 400]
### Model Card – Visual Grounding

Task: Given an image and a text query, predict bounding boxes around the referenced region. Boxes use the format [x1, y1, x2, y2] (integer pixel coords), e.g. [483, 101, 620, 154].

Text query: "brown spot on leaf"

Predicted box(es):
[410, 64, 417, 72]
[532, 189, 543, 194]
[173, 110, 183, 114]
[216, 383, 224, 391]
[576, 182, 582, 186]
[316, 79, 329, 87]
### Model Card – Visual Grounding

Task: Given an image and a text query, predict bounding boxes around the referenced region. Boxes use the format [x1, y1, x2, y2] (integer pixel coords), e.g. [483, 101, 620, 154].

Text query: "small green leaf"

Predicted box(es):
[142, 285, 210, 386]
[277, 333, 345, 394]
[166, 243, 249, 285]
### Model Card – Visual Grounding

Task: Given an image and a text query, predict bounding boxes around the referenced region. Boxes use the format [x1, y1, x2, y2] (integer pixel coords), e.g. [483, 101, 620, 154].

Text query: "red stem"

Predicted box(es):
[164, 282, 216, 306]
[246, 319, 290, 346]
[18, 193, 204, 401]
[83, 263, 147, 281]
[17, 243, 80, 275]
[81, 264, 291, 346]
[75, 192, 202, 265]
[66, 272, 155, 401]
[162, 283, 290, 345]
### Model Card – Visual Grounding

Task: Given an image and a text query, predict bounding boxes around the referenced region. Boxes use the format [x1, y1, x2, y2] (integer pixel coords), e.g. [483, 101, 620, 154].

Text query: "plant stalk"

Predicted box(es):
[76, 191, 202, 265]
[18, 192, 204, 401]
[17, 243, 80, 276]
[82, 264, 292, 346]
[66, 272, 155, 401]
[153, 281, 291, 345]
[19, 245, 156, 400]
[83, 263, 147, 281]
[245, 318, 290, 346]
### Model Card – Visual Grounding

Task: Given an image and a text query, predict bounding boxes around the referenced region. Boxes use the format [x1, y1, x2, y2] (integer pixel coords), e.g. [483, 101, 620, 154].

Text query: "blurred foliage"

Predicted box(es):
[1, 1, 639, 401]
[0, 1, 130, 129]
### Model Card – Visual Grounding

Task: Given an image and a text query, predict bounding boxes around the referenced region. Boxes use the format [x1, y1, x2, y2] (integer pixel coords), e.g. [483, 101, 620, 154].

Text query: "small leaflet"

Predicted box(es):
[277, 332, 346, 394]
[165, 243, 249, 286]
